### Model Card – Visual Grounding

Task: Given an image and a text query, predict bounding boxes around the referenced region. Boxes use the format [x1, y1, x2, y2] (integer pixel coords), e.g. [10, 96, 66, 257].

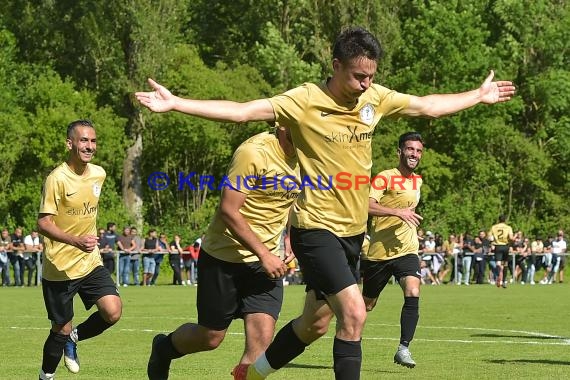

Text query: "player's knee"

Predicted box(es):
[405, 287, 420, 298]
[102, 307, 122, 324]
[203, 331, 225, 350]
[294, 316, 330, 342]
[310, 317, 331, 337]
[363, 297, 377, 312]
[52, 322, 72, 335]
[343, 305, 367, 329]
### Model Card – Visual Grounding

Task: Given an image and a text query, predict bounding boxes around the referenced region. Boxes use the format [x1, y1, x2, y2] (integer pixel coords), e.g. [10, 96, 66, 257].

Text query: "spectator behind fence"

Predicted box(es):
[528, 236, 543, 285]
[553, 230, 566, 283]
[514, 234, 529, 283]
[440, 234, 459, 283]
[423, 232, 440, 284]
[169, 235, 184, 285]
[98, 229, 111, 273]
[102, 222, 117, 274]
[472, 231, 488, 285]
[117, 227, 136, 287]
[539, 235, 554, 284]
[460, 232, 475, 285]
[544, 230, 567, 284]
[182, 240, 200, 286]
[10, 227, 25, 287]
[142, 229, 159, 286]
[1, 228, 11, 286]
[130, 227, 143, 286]
[420, 260, 437, 285]
[24, 229, 43, 286]
[151, 233, 169, 285]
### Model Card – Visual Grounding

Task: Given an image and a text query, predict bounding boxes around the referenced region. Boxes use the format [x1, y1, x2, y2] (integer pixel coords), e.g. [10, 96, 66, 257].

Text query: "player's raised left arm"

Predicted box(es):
[402, 70, 516, 118]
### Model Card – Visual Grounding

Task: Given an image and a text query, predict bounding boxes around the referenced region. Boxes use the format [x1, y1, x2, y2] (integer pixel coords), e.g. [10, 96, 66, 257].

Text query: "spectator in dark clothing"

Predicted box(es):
[169, 235, 184, 285]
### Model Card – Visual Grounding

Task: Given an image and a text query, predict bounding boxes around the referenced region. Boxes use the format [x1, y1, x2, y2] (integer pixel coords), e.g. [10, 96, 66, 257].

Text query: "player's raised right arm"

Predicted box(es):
[135, 78, 275, 123]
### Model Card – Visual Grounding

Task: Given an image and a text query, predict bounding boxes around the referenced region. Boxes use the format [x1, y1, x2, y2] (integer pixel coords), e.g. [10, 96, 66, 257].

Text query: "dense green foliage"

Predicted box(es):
[0, 0, 568, 239]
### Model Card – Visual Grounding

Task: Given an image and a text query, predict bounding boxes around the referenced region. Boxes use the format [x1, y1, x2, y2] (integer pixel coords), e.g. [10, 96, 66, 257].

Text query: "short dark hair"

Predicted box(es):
[332, 27, 383, 64]
[107, 222, 116, 230]
[498, 214, 507, 223]
[67, 119, 94, 139]
[398, 131, 423, 150]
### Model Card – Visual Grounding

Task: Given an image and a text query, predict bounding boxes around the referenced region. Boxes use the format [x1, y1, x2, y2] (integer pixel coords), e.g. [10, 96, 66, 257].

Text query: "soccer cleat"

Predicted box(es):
[147, 334, 170, 380]
[231, 364, 265, 380]
[63, 338, 80, 373]
[502, 281, 507, 288]
[394, 346, 416, 368]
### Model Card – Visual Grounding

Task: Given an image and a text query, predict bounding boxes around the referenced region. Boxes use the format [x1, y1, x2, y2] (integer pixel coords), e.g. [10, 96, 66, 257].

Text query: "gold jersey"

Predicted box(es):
[203, 132, 300, 263]
[488, 223, 513, 246]
[39, 162, 105, 280]
[269, 82, 410, 236]
[366, 168, 422, 261]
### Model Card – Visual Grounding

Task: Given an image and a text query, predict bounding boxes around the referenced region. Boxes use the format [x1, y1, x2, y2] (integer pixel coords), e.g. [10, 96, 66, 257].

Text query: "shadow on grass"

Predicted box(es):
[471, 333, 568, 340]
[284, 363, 330, 370]
[486, 359, 570, 366]
[284, 363, 400, 374]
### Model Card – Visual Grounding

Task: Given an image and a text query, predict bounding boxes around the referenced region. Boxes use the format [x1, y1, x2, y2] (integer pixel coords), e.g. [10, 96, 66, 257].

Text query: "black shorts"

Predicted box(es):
[494, 245, 510, 262]
[42, 266, 119, 325]
[290, 226, 364, 299]
[361, 254, 420, 299]
[196, 250, 283, 331]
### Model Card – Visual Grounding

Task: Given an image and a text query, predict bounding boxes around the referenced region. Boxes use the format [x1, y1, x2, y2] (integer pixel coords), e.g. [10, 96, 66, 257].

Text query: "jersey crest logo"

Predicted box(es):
[93, 182, 102, 197]
[360, 103, 375, 125]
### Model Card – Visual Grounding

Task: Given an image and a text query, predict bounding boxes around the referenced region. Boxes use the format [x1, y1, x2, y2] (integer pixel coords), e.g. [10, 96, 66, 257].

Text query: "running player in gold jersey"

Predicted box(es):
[136, 26, 515, 380]
[37, 120, 122, 380]
[488, 214, 514, 288]
[361, 132, 424, 368]
[147, 125, 300, 380]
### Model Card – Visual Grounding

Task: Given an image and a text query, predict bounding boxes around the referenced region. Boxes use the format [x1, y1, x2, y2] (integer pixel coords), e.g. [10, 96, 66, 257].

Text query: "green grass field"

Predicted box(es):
[2, 282, 568, 379]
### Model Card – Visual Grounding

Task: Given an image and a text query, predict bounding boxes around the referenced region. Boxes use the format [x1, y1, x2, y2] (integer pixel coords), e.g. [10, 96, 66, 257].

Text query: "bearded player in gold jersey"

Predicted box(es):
[136, 26, 515, 380]
[361, 131, 424, 368]
[37, 120, 122, 380]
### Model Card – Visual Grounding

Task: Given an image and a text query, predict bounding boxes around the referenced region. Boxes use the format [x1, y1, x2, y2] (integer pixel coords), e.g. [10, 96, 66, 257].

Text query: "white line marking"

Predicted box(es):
[8, 325, 570, 346]
[367, 322, 569, 340]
